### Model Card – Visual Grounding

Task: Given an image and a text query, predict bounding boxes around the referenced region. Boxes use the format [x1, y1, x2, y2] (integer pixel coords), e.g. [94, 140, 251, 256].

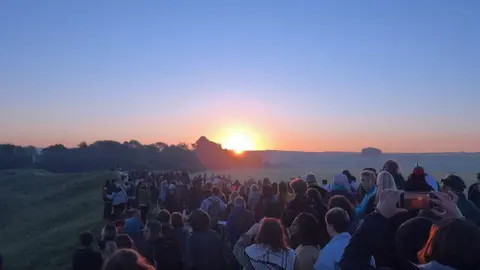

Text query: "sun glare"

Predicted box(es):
[221, 129, 256, 154]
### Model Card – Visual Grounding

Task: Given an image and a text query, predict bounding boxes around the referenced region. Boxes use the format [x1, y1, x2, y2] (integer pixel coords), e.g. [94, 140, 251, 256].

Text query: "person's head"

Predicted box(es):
[477, 172, 480, 181]
[234, 196, 246, 208]
[342, 170, 356, 182]
[375, 171, 397, 203]
[101, 224, 118, 241]
[189, 209, 211, 232]
[79, 231, 94, 248]
[278, 181, 288, 196]
[261, 184, 274, 198]
[271, 182, 278, 195]
[420, 218, 480, 270]
[103, 249, 155, 270]
[395, 217, 433, 264]
[144, 220, 162, 240]
[441, 174, 467, 194]
[263, 178, 271, 186]
[212, 186, 221, 196]
[332, 173, 350, 190]
[291, 213, 322, 246]
[127, 208, 140, 219]
[171, 212, 184, 228]
[250, 184, 259, 193]
[383, 160, 399, 174]
[116, 234, 134, 249]
[305, 173, 317, 186]
[239, 185, 246, 195]
[156, 209, 171, 224]
[360, 170, 376, 191]
[255, 218, 289, 251]
[229, 191, 240, 204]
[290, 178, 307, 196]
[328, 195, 355, 221]
[306, 188, 322, 202]
[105, 180, 111, 186]
[325, 207, 350, 237]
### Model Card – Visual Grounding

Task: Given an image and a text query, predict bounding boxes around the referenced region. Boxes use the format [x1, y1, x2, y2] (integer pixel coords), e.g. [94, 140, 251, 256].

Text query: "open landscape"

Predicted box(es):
[1, 151, 479, 270]
[1, 1, 479, 270]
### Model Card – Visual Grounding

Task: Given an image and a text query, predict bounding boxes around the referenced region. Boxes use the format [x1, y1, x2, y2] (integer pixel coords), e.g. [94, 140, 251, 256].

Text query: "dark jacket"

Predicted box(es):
[329, 189, 356, 205]
[340, 212, 419, 270]
[255, 195, 282, 221]
[172, 227, 189, 264]
[142, 236, 183, 270]
[281, 195, 317, 228]
[187, 230, 224, 270]
[72, 247, 103, 270]
[393, 173, 407, 190]
[227, 206, 255, 246]
[467, 182, 480, 209]
[457, 193, 480, 226]
[309, 184, 329, 202]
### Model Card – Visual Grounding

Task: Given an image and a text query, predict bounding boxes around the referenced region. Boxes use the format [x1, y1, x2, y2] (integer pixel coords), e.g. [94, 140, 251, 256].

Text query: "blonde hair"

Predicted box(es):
[375, 171, 397, 204]
[229, 191, 240, 204]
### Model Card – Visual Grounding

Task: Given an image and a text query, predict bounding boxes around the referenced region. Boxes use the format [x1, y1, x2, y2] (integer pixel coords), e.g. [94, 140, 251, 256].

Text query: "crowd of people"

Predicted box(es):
[71, 160, 480, 270]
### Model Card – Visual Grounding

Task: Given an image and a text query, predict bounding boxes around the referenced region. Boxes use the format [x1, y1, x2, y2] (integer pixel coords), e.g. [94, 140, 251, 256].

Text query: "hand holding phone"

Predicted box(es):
[400, 193, 431, 210]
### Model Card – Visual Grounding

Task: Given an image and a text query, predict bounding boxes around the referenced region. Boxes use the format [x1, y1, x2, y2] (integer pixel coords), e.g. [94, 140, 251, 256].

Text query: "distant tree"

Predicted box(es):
[361, 147, 383, 157]
[78, 141, 88, 149]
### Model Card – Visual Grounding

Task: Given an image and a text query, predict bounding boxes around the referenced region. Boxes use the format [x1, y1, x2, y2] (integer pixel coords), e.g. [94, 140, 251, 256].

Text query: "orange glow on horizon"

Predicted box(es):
[216, 127, 260, 153]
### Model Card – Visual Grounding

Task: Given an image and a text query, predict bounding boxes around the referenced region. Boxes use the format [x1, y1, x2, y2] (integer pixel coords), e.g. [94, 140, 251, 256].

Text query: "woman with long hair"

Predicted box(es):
[234, 218, 295, 270]
[290, 213, 323, 270]
[99, 224, 118, 260]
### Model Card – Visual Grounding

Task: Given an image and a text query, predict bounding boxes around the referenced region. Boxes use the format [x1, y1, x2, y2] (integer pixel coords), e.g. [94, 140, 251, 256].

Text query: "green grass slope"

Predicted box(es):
[0, 169, 115, 270]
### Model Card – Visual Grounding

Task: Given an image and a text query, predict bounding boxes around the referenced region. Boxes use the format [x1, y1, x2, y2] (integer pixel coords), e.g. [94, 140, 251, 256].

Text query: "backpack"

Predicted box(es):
[207, 198, 222, 226]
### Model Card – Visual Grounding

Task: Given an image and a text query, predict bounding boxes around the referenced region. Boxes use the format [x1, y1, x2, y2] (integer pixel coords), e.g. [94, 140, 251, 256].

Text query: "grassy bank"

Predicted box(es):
[0, 169, 115, 270]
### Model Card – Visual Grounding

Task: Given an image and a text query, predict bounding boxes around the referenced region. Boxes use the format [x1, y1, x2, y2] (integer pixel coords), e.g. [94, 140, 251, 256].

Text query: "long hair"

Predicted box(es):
[375, 171, 397, 204]
[229, 191, 240, 204]
[278, 181, 289, 203]
[255, 218, 289, 252]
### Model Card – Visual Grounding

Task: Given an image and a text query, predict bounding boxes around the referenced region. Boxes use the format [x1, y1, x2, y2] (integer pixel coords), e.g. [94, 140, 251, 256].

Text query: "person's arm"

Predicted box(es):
[339, 212, 388, 270]
[106, 192, 115, 200]
[233, 234, 253, 269]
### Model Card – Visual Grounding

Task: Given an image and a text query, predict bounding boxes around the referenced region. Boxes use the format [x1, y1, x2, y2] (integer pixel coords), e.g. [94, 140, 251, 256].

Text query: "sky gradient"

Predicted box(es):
[1, 1, 479, 153]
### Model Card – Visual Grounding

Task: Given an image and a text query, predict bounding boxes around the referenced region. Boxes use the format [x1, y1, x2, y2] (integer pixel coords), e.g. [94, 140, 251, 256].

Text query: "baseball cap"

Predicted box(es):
[441, 174, 466, 192]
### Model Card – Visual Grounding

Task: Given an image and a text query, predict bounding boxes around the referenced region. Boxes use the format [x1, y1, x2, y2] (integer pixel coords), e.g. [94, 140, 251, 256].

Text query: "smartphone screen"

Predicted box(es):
[402, 193, 431, 210]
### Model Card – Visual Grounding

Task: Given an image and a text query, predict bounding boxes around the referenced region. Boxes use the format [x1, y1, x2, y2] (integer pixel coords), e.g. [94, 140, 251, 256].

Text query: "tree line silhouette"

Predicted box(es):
[0, 136, 268, 173]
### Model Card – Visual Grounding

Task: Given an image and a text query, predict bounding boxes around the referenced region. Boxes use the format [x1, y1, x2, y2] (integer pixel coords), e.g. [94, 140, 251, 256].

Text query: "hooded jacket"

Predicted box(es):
[245, 244, 295, 270]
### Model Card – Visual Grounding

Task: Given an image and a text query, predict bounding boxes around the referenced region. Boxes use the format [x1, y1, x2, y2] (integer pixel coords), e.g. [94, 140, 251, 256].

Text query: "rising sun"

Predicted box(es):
[221, 129, 255, 154]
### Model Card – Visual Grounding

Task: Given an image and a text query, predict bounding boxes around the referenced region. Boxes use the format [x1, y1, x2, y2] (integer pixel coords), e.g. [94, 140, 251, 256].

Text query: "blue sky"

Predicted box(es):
[1, 1, 479, 152]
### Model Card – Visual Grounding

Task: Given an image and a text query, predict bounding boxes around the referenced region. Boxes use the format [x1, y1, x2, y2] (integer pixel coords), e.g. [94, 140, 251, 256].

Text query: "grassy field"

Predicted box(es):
[0, 169, 116, 270]
[0, 167, 476, 270]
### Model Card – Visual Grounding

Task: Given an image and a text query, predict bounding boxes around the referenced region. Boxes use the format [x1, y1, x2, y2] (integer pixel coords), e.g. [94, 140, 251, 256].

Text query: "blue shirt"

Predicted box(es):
[314, 232, 375, 270]
[355, 186, 377, 219]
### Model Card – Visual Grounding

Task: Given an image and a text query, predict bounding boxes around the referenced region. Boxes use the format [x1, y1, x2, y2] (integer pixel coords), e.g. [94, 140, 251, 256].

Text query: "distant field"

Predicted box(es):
[1, 165, 477, 270]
